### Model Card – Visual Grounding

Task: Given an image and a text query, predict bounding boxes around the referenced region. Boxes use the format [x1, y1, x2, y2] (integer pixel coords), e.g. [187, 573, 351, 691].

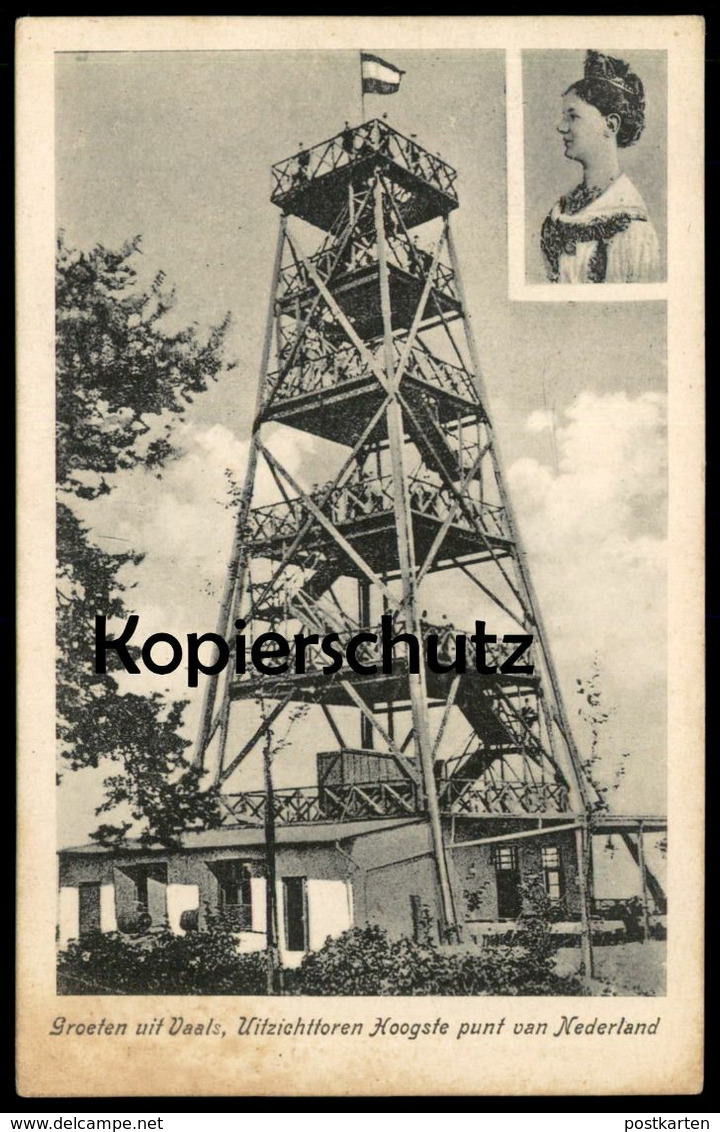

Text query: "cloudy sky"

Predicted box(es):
[56, 50, 667, 846]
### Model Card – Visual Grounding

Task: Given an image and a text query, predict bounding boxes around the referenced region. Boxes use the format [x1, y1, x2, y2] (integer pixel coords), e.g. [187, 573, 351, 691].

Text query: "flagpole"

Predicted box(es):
[359, 50, 365, 123]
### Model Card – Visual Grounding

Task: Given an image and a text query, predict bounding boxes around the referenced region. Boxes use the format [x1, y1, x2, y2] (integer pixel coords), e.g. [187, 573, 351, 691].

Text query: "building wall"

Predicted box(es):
[58, 882, 117, 945]
[57, 822, 584, 952]
[167, 884, 200, 933]
[58, 842, 353, 954]
[522, 829, 582, 917]
[307, 878, 354, 950]
[449, 843, 499, 920]
[450, 828, 582, 927]
[363, 855, 439, 940]
[234, 878, 354, 967]
[58, 886, 78, 947]
[348, 821, 432, 874]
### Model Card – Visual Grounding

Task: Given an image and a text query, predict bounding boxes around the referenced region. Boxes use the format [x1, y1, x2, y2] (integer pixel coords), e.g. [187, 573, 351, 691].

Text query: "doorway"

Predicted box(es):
[493, 845, 521, 919]
[78, 883, 101, 936]
[282, 876, 308, 951]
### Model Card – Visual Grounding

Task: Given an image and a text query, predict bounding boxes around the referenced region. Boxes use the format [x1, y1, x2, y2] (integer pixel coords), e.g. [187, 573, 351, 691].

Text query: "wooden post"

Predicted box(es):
[359, 578, 373, 749]
[348, 182, 356, 271]
[575, 822, 594, 978]
[636, 822, 650, 942]
[262, 716, 282, 994]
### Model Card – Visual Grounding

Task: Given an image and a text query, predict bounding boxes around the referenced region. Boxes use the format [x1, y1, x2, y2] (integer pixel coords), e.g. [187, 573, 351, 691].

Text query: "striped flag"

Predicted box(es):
[361, 52, 405, 95]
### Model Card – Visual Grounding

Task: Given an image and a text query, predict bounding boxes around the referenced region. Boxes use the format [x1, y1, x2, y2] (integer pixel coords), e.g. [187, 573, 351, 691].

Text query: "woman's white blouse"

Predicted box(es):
[542, 174, 661, 284]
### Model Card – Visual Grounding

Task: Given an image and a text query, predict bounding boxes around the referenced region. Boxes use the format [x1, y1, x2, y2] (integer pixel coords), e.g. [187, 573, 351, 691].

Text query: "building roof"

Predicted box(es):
[58, 813, 667, 858]
[59, 818, 426, 857]
[590, 815, 667, 834]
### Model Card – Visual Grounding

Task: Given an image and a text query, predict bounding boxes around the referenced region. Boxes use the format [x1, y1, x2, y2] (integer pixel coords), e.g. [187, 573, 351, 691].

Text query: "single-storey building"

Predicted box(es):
[58, 813, 603, 963]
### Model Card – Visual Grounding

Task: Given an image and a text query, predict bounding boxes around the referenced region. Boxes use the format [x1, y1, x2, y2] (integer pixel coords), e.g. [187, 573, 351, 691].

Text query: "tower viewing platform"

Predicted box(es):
[263, 341, 480, 445]
[271, 119, 459, 231]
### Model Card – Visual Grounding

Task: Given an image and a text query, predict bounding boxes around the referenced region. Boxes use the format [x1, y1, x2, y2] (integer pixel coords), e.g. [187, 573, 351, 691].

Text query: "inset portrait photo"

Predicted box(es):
[513, 49, 667, 297]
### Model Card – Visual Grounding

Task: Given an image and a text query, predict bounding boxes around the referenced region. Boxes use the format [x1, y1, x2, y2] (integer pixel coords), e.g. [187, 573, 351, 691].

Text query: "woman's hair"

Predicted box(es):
[565, 50, 646, 148]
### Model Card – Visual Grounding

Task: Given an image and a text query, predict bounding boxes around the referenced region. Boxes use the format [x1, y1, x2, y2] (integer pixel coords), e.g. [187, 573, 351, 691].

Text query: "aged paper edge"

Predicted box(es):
[16, 15, 705, 1097]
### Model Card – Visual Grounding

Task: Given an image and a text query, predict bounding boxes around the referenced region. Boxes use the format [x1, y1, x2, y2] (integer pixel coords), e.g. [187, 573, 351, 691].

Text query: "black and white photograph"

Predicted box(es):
[524, 49, 667, 287]
[16, 16, 703, 1099]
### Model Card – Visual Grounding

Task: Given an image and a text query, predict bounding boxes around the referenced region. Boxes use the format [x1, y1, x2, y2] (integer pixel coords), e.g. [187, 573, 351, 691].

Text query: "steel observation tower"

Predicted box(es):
[193, 117, 592, 943]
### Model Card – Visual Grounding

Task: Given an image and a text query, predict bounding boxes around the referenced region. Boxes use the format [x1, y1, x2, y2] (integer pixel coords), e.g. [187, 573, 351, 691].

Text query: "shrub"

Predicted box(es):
[285, 925, 586, 996]
[648, 919, 667, 941]
[57, 925, 266, 995]
[617, 896, 645, 942]
[58, 921, 586, 996]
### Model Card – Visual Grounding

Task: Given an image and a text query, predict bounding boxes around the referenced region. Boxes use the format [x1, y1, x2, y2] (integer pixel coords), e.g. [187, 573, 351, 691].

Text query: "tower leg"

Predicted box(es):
[359, 579, 373, 749]
[445, 220, 590, 815]
[637, 822, 650, 941]
[194, 217, 288, 772]
[262, 714, 282, 994]
[374, 177, 459, 943]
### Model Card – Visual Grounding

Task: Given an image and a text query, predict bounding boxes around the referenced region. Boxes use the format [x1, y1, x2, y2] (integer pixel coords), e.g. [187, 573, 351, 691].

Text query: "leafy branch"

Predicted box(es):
[56, 233, 234, 845]
[575, 654, 632, 815]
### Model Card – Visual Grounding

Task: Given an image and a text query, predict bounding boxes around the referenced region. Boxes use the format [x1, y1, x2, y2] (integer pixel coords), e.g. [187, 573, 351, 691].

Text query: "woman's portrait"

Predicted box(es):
[523, 50, 667, 287]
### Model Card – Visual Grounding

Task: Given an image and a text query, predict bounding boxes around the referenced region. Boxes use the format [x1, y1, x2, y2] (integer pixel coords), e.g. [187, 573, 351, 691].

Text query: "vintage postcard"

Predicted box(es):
[17, 16, 704, 1097]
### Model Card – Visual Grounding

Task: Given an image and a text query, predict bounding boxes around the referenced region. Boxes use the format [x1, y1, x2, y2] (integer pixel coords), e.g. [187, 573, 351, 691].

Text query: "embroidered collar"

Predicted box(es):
[541, 174, 653, 282]
[540, 212, 640, 283]
[559, 182, 605, 216]
[556, 174, 650, 223]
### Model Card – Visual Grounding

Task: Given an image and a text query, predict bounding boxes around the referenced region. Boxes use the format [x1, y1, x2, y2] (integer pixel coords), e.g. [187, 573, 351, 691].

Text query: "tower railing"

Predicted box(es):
[436, 779, 569, 816]
[217, 778, 568, 827]
[275, 240, 459, 307]
[245, 475, 508, 548]
[267, 341, 477, 407]
[271, 119, 458, 207]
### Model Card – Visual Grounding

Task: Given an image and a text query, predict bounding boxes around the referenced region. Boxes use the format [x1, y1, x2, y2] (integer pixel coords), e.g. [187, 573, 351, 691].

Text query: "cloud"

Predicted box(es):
[507, 390, 667, 811]
[70, 420, 319, 708]
[509, 390, 666, 685]
[524, 408, 555, 435]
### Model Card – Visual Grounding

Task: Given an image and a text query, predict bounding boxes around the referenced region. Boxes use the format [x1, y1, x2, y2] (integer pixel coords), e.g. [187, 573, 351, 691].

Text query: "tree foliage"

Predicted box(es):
[575, 655, 632, 814]
[56, 233, 233, 844]
[56, 233, 230, 496]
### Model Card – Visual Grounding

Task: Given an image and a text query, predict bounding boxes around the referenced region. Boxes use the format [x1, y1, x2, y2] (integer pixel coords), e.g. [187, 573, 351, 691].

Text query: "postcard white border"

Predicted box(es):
[17, 15, 704, 1098]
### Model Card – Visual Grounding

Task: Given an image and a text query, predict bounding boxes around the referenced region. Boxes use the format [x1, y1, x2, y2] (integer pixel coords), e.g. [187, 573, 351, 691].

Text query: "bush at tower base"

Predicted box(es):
[57, 922, 587, 996]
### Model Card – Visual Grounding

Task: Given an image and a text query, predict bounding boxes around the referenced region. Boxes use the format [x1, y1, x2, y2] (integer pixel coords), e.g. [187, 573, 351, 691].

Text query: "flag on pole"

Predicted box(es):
[361, 52, 405, 94]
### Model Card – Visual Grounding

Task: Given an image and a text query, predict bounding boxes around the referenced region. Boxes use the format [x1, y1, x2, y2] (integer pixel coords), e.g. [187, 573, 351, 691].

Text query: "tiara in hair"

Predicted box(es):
[583, 50, 635, 96]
